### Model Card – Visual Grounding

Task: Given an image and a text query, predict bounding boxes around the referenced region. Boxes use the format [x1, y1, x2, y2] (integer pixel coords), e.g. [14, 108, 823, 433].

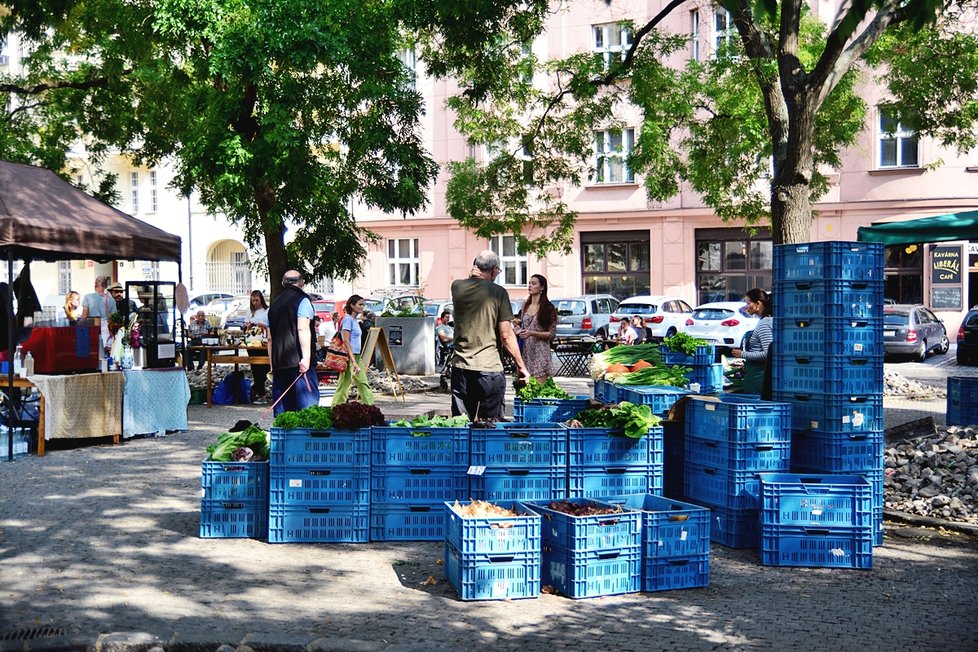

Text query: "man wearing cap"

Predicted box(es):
[108, 283, 137, 315]
[267, 270, 319, 415]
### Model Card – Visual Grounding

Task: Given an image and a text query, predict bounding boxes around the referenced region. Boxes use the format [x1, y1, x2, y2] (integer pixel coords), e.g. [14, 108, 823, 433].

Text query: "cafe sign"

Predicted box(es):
[931, 246, 961, 284]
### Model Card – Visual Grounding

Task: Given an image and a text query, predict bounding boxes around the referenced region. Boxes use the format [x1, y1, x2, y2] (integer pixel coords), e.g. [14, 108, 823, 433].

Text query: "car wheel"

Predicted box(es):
[666, 327, 677, 338]
[914, 340, 927, 362]
[936, 335, 950, 355]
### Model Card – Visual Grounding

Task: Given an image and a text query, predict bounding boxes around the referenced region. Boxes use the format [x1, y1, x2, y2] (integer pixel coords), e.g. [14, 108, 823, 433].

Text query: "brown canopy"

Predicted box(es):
[0, 160, 181, 262]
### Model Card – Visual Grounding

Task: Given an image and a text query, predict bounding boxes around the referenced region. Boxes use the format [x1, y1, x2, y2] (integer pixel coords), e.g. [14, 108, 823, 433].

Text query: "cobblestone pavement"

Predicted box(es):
[1, 371, 977, 650]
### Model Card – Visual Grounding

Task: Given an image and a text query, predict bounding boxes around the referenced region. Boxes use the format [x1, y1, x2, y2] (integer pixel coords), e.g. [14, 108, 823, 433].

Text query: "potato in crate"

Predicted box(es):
[444, 500, 542, 555]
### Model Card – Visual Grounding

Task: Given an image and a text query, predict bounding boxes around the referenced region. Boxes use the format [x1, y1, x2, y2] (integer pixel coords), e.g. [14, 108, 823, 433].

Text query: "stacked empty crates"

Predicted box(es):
[566, 424, 664, 498]
[947, 377, 978, 426]
[267, 426, 371, 543]
[199, 459, 269, 539]
[772, 241, 886, 545]
[469, 422, 567, 502]
[660, 344, 724, 394]
[684, 395, 792, 547]
[370, 424, 469, 540]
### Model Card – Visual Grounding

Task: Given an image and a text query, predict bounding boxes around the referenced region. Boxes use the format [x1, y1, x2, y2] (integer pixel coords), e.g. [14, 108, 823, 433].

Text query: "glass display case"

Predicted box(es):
[125, 281, 177, 368]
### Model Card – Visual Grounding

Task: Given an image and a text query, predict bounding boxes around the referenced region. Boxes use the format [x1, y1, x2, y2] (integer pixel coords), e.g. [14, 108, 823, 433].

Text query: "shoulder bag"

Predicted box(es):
[323, 332, 349, 372]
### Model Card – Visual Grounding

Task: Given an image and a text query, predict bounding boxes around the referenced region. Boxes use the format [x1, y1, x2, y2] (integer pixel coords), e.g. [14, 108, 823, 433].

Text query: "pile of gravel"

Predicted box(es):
[184, 366, 431, 397]
[885, 424, 978, 525]
[883, 369, 946, 400]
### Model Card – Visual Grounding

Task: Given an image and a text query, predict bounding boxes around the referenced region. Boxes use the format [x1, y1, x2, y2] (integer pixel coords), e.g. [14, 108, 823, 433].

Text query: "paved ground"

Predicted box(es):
[1, 364, 977, 651]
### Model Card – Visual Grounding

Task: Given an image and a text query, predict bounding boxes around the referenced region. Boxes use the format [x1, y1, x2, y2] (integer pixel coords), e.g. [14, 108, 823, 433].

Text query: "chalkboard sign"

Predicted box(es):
[931, 286, 963, 310]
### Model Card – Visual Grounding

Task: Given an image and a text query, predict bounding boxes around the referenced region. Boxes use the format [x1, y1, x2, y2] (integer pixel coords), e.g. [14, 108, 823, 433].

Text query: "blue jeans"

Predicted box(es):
[271, 367, 320, 416]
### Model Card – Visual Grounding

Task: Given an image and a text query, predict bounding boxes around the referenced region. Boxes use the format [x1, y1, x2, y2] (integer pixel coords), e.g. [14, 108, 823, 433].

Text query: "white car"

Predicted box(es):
[610, 295, 694, 341]
[683, 301, 760, 349]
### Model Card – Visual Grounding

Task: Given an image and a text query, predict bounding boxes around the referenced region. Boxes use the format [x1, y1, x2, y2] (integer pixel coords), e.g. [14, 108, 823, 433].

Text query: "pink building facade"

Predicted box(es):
[350, 1, 978, 333]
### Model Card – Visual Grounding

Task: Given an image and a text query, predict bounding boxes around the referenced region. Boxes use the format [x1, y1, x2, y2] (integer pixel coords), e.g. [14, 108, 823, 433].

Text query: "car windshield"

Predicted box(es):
[965, 312, 978, 327]
[884, 312, 909, 325]
[620, 303, 657, 315]
[692, 308, 734, 320]
[554, 300, 586, 316]
[364, 299, 384, 312]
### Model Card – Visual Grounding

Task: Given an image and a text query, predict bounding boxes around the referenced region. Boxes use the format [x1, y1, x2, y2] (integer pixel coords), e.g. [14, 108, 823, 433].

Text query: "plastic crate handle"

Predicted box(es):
[506, 469, 531, 476]
[410, 430, 431, 438]
[668, 558, 691, 567]
[668, 514, 690, 522]
[754, 445, 775, 452]
[309, 507, 332, 514]
[508, 431, 531, 439]
[604, 467, 628, 475]
[221, 502, 245, 509]
[220, 464, 248, 471]
[703, 467, 717, 476]
[488, 555, 515, 563]
[309, 430, 331, 437]
[308, 469, 332, 476]
[409, 468, 433, 475]
[803, 528, 830, 536]
[597, 550, 621, 560]
[409, 505, 432, 513]
[792, 356, 812, 365]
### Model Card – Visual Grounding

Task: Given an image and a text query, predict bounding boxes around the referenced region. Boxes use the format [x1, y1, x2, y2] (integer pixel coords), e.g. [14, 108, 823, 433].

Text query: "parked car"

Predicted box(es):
[423, 299, 454, 325]
[364, 294, 425, 315]
[203, 295, 250, 327]
[883, 304, 949, 361]
[610, 295, 694, 341]
[683, 301, 760, 350]
[312, 298, 347, 323]
[552, 294, 620, 339]
[188, 292, 233, 313]
[957, 306, 978, 366]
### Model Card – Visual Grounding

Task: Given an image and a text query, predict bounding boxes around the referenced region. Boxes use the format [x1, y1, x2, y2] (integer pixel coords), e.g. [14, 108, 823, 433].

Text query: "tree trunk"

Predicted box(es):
[768, 87, 818, 246]
[770, 178, 812, 245]
[253, 179, 288, 302]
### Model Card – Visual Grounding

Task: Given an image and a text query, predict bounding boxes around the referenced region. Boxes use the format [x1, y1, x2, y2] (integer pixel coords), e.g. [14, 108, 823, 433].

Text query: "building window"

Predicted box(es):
[581, 231, 650, 299]
[149, 170, 158, 213]
[388, 238, 420, 287]
[691, 9, 700, 62]
[695, 228, 772, 304]
[713, 7, 735, 57]
[58, 261, 71, 295]
[593, 22, 633, 69]
[398, 47, 417, 89]
[130, 171, 139, 213]
[141, 261, 160, 282]
[489, 235, 528, 287]
[878, 108, 919, 169]
[884, 243, 923, 303]
[594, 128, 635, 184]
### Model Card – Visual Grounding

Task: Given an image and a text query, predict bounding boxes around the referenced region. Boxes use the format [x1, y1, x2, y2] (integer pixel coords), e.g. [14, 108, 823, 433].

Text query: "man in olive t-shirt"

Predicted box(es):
[449, 250, 530, 420]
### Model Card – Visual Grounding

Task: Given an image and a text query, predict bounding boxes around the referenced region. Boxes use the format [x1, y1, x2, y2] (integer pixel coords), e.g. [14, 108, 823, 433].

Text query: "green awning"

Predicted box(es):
[857, 209, 978, 245]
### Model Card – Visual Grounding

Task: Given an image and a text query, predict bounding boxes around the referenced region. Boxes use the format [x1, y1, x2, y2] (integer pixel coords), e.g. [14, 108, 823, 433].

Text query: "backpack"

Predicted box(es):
[211, 370, 252, 405]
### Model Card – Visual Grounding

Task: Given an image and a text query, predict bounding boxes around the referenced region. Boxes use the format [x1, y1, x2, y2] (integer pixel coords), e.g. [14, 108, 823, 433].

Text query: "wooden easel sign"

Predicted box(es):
[360, 327, 404, 399]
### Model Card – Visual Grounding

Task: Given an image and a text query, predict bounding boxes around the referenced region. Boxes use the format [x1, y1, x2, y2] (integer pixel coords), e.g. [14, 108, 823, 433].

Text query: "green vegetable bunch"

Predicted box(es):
[571, 401, 661, 439]
[206, 424, 270, 461]
[272, 405, 334, 430]
[661, 332, 708, 355]
[389, 414, 471, 428]
[515, 377, 571, 401]
[590, 343, 665, 378]
[613, 365, 690, 387]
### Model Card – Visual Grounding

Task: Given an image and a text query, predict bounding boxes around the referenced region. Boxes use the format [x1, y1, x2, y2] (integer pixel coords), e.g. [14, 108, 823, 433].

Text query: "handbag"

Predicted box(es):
[323, 332, 349, 372]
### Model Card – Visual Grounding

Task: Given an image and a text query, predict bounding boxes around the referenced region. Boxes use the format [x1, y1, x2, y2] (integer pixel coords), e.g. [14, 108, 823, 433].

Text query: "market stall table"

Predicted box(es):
[123, 367, 190, 437]
[192, 345, 269, 407]
[552, 337, 597, 377]
[25, 372, 126, 455]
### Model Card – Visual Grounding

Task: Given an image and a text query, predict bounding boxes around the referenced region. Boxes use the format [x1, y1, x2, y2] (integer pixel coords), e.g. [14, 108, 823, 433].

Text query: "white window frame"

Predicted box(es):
[592, 22, 633, 69]
[489, 235, 528, 287]
[878, 107, 919, 169]
[130, 171, 139, 214]
[387, 238, 420, 287]
[58, 260, 72, 295]
[713, 7, 735, 58]
[691, 9, 700, 62]
[398, 47, 417, 90]
[594, 128, 636, 184]
[149, 170, 158, 213]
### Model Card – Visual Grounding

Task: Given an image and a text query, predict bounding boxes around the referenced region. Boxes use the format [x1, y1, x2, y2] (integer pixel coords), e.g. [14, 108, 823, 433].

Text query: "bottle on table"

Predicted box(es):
[13, 344, 23, 376]
[23, 351, 34, 376]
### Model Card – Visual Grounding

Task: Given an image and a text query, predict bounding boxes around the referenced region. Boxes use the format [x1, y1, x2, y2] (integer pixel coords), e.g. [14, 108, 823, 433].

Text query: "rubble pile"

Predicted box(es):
[883, 369, 946, 400]
[364, 368, 432, 395]
[885, 425, 978, 525]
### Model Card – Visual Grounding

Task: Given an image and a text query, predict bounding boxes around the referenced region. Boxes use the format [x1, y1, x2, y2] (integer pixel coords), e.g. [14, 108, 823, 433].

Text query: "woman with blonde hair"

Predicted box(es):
[64, 290, 81, 323]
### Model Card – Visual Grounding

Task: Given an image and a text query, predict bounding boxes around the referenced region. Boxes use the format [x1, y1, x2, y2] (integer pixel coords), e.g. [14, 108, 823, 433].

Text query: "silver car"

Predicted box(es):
[553, 294, 620, 339]
[883, 304, 949, 361]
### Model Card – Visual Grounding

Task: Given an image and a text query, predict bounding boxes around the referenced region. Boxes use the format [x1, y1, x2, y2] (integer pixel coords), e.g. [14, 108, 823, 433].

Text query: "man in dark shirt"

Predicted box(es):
[267, 270, 319, 415]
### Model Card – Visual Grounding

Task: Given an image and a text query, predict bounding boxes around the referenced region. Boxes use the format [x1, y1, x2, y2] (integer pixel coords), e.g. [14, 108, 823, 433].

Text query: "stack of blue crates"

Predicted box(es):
[772, 241, 885, 546]
[266, 426, 371, 543]
[528, 497, 643, 598]
[947, 377, 978, 426]
[370, 425, 469, 541]
[468, 422, 568, 501]
[684, 395, 792, 547]
[199, 459, 269, 539]
[660, 344, 723, 394]
[566, 425, 664, 498]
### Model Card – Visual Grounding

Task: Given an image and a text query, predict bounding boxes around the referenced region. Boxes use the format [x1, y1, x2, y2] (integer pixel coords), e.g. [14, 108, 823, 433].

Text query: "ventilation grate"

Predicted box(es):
[0, 626, 68, 641]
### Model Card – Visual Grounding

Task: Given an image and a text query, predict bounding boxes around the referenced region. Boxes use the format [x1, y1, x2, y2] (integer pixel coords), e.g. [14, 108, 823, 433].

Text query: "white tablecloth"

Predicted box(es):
[123, 368, 190, 437]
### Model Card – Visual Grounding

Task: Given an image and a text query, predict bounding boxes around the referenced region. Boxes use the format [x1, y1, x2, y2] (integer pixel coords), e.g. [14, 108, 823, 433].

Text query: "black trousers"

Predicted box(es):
[450, 367, 506, 421]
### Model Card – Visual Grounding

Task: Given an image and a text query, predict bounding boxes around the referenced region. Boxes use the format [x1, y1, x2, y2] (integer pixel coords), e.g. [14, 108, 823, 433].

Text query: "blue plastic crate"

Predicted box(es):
[371, 467, 468, 504]
[444, 542, 541, 601]
[688, 364, 723, 393]
[642, 553, 710, 592]
[790, 430, 884, 472]
[599, 494, 711, 558]
[771, 354, 883, 396]
[567, 426, 663, 467]
[760, 524, 873, 569]
[707, 505, 759, 548]
[514, 396, 591, 423]
[541, 544, 642, 599]
[469, 423, 567, 468]
[759, 472, 873, 529]
[684, 462, 762, 510]
[948, 376, 978, 403]
[685, 436, 791, 472]
[200, 460, 269, 502]
[269, 427, 371, 469]
[444, 500, 542, 556]
[773, 241, 884, 282]
[199, 499, 268, 539]
[269, 466, 370, 506]
[947, 398, 978, 427]
[525, 498, 642, 552]
[660, 344, 716, 367]
[774, 279, 884, 321]
[774, 391, 884, 433]
[0, 428, 31, 459]
[685, 395, 792, 443]
[267, 503, 369, 543]
[593, 379, 621, 403]
[468, 467, 567, 502]
[774, 318, 883, 358]
[567, 465, 664, 499]
[370, 426, 469, 468]
[617, 386, 692, 416]
[369, 503, 446, 541]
